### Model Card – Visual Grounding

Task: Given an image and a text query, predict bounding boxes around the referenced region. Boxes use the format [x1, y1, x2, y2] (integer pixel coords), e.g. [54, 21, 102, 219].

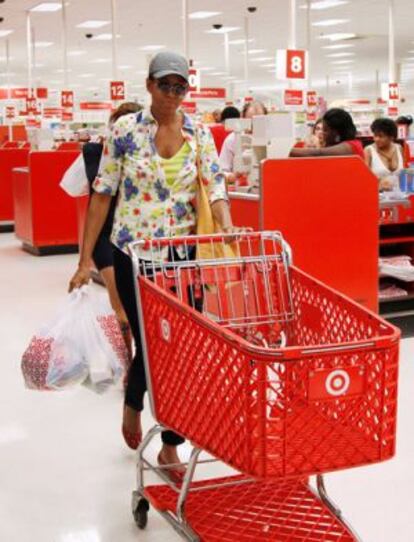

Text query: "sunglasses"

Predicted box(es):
[156, 80, 189, 97]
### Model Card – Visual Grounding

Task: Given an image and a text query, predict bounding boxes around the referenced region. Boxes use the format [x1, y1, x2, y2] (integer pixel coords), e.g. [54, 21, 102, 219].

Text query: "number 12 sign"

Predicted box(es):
[276, 49, 308, 80]
[110, 81, 125, 101]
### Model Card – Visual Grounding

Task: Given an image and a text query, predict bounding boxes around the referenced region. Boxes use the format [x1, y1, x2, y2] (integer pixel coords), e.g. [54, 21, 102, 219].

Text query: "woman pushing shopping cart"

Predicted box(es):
[129, 231, 400, 541]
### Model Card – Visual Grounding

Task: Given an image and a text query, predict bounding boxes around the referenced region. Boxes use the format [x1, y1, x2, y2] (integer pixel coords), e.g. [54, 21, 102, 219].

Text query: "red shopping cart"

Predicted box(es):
[129, 231, 400, 541]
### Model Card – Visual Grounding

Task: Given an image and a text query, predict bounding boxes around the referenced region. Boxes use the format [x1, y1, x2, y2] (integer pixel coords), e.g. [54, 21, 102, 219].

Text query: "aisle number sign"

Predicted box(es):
[307, 91, 318, 108]
[188, 68, 200, 93]
[5, 105, 15, 119]
[110, 81, 125, 101]
[284, 89, 304, 106]
[388, 83, 400, 102]
[61, 90, 74, 108]
[26, 96, 38, 115]
[277, 49, 308, 80]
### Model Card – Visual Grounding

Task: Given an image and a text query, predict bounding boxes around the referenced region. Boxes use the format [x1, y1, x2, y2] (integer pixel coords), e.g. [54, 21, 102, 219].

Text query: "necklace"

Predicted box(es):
[376, 144, 398, 170]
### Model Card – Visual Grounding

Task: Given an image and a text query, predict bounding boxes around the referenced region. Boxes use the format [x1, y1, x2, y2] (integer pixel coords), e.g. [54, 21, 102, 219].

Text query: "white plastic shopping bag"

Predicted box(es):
[21, 286, 128, 393]
[60, 154, 89, 197]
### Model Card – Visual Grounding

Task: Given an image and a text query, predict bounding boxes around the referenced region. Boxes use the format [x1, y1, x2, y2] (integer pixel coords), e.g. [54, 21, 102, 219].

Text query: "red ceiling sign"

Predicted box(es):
[388, 106, 399, 117]
[284, 89, 304, 106]
[389, 83, 400, 101]
[286, 49, 306, 79]
[0, 87, 48, 100]
[61, 90, 74, 108]
[62, 110, 74, 121]
[189, 87, 226, 99]
[181, 101, 197, 114]
[43, 107, 63, 119]
[80, 102, 112, 110]
[26, 96, 39, 115]
[188, 68, 201, 93]
[5, 105, 15, 119]
[306, 91, 317, 108]
[110, 81, 125, 101]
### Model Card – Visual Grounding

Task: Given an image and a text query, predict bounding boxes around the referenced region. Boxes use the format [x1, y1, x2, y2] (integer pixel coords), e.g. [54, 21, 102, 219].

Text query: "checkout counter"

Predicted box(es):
[12, 150, 80, 255]
[227, 114, 379, 313]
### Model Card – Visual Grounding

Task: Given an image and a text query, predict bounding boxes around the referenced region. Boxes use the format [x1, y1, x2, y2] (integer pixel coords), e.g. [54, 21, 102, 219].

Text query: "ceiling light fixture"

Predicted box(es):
[322, 43, 355, 49]
[68, 50, 86, 56]
[248, 49, 267, 55]
[228, 38, 254, 45]
[312, 18, 349, 26]
[250, 56, 273, 62]
[330, 59, 354, 64]
[206, 26, 240, 34]
[300, 1, 349, 10]
[319, 33, 356, 41]
[189, 11, 221, 19]
[34, 41, 54, 47]
[327, 52, 355, 57]
[77, 20, 110, 29]
[89, 58, 111, 63]
[30, 2, 62, 12]
[0, 30, 14, 38]
[139, 45, 165, 51]
[92, 33, 120, 41]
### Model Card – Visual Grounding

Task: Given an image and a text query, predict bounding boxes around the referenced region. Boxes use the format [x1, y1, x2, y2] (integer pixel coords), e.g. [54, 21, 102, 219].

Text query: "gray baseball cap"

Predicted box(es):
[148, 51, 189, 82]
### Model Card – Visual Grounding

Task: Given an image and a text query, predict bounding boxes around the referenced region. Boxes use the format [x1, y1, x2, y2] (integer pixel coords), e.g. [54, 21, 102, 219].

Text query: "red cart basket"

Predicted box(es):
[129, 231, 400, 542]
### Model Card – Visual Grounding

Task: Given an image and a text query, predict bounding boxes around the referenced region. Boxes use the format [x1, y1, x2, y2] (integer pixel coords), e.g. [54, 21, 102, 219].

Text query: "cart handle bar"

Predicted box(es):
[129, 230, 285, 250]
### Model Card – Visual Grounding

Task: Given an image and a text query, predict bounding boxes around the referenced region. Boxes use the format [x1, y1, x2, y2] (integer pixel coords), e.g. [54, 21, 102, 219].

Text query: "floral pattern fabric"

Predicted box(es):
[93, 108, 227, 258]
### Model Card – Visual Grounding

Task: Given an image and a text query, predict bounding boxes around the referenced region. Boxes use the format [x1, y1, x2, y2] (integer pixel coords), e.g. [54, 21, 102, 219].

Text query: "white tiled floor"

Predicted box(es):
[0, 232, 413, 542]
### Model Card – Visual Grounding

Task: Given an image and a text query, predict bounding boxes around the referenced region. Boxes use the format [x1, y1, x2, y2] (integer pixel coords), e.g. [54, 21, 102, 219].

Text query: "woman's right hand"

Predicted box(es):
[68, 265, 91, 292]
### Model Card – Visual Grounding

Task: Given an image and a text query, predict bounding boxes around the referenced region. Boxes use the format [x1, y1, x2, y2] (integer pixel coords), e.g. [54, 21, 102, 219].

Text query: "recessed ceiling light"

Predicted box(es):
[209, 71, 226, 76]
[330, 59, 354, 64]
[319, 33, 356, 41]
[68, 50, 86, 56]
[322, 43, 355, 49]
[261, 63, 275, 68]
[31, 2, 62, 12]
[313, 19, 349, 26]
[248, 49, 267, 55]
[228, 38, 254, 45]
[206, 26, 240, 34]
[79, 73, 95, 78]
[300, 1, 349, 10]
[92, 33, 120, 41]
[89, 58, 111, 63]
[327, 52, 355, 57]
[119, 65, 132, 69]
[199, 67, 215, 71]
[250, 56, 273, 62]
[77, 20, 110, 29]
[0, 30, 14, 38]
[56, 68, 73, 73]
[222, 76, 237, 80]
[139, 45, 165, 51]
[189, 11, 221, 19]
[35, 41, 54, 47]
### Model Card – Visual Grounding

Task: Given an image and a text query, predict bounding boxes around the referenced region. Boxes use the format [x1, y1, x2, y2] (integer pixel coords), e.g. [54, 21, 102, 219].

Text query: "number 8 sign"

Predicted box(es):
[277, 49, 308, 80]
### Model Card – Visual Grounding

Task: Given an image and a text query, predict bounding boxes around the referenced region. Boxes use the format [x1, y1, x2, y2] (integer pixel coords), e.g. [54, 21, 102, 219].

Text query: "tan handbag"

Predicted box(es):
[195, 131, 239, 260]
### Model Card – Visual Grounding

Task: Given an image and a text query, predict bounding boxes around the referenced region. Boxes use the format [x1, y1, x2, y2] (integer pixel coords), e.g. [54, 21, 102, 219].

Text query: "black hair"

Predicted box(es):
[323, 108, 357, 142]
[370, 118, 398, 140]
[220, 106, 240, 123]
[396, 115, 413, 126]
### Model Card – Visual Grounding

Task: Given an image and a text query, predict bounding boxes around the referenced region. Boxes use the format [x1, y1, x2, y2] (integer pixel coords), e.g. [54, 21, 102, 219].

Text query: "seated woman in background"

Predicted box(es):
[290, 108, 364, 158]
[364, 118, 404, 191]
[304, 118, 324, 149]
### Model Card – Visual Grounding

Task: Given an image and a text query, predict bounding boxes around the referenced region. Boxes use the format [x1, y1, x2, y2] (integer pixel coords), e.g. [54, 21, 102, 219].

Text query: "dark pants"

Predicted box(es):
[113, 245, 185, 446]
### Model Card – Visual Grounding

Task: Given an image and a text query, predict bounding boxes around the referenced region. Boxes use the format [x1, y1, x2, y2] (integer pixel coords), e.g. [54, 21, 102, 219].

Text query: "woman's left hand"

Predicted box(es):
[221, 225, 252, 243]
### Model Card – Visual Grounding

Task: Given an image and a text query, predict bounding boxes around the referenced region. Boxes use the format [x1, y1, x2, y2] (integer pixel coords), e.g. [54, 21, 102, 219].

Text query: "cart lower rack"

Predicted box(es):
[129, 231, 400, 541]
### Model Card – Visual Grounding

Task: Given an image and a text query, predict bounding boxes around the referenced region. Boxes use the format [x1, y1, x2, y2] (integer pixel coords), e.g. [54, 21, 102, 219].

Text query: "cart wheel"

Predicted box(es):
[133, 497, 150, 530]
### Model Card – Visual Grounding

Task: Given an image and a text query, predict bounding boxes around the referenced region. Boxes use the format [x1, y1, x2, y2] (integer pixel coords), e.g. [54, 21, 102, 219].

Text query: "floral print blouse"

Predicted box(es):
[93, 108, 227, 259]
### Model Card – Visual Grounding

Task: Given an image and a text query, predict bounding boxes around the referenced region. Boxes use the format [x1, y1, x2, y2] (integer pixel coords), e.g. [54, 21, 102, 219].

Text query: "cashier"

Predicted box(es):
[219, 101, 268, 181]
[289, 108, 364, 158]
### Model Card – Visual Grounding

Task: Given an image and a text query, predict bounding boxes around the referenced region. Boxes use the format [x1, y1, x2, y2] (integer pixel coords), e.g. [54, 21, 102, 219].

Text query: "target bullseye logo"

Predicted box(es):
[160, 318, 171, 343]
[325, 369, 351, 397]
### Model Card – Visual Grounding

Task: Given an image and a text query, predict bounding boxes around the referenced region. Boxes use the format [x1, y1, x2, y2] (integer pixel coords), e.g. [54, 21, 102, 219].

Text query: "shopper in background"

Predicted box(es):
[304, 118, 324, 148]
[290, 108, 364, 158]
[210, 105, 240, 154]
[68, 51, 235, 481]
[364, 118, 404, 191]
[220, 101, 268, 178]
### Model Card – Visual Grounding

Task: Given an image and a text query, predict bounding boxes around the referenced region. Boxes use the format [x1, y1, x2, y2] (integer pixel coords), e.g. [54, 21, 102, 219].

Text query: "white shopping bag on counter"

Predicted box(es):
[21, 286, 127, 393]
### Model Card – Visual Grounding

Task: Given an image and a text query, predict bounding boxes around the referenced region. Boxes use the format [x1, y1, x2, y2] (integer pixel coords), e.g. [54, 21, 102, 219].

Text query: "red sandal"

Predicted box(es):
[122, 407, 142, 450]
[157, 452, 185, 484]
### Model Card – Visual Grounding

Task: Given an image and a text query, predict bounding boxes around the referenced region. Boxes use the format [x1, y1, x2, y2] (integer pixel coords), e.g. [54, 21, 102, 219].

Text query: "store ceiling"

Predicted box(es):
[0, 0, 414, 104]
